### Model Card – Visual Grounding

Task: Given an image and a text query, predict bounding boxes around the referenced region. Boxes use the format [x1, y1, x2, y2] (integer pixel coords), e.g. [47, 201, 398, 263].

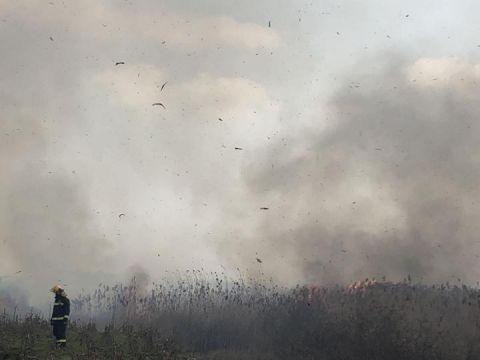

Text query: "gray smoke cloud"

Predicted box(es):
[232, 55, 480, 285]
[0, 105, 112, 306]
[2, 1, 480, 308]
[0, 7, 114, 303]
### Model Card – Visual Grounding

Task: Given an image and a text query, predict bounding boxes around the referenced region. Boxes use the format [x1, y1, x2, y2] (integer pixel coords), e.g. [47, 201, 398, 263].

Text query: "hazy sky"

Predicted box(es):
[2, 0, 480, 303]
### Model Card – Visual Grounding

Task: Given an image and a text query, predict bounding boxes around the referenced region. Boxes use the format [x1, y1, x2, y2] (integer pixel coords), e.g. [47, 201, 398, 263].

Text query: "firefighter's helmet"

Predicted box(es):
[50, 284, 64, 293]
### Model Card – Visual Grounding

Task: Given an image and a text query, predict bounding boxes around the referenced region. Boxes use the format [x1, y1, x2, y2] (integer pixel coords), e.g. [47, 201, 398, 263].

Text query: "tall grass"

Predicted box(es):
[2, 275, 480, 359]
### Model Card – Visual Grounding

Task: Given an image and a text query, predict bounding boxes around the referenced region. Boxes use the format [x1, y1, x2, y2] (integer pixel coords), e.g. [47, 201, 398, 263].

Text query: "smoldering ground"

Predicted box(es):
[232, 55, 480, 286]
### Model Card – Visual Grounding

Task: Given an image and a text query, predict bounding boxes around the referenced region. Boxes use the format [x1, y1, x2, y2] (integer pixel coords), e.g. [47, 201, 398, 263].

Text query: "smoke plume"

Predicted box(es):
[231, 56, 480, 285]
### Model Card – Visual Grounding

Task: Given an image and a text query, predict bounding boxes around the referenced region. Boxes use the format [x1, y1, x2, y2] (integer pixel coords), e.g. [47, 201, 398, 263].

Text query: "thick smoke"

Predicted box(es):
[235, 56, 480, 285]
[0, 124, 111, 305]
[4, 1, 480, 311]
[0, 70, 111, 307]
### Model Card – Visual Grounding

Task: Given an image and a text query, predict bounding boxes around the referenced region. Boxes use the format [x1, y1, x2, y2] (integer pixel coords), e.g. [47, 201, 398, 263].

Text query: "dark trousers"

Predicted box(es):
[52, 322, 67, 346]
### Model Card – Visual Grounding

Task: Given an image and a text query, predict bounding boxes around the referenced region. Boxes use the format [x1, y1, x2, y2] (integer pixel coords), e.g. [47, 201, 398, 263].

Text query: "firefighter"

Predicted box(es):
[50, 284, 70, 348]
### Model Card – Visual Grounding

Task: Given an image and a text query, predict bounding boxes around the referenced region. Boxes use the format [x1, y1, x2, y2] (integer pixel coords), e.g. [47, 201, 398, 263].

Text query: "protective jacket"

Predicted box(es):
[51, 293, 70, 322]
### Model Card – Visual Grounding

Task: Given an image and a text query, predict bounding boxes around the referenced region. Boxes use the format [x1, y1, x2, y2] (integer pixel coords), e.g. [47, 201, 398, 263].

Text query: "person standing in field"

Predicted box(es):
[50, 284, 70, 348]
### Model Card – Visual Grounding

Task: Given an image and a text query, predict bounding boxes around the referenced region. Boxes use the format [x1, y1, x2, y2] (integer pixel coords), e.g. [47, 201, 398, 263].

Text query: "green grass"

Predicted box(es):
[0, 317, 193, 359]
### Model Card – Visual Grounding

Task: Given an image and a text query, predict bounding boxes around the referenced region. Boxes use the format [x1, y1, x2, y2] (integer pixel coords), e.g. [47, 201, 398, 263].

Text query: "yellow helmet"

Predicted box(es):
[50, 284, 64, 293]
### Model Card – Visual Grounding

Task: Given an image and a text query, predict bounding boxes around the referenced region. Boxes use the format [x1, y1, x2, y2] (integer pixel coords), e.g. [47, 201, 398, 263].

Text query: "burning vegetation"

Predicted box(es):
[2, 274, 480, 359]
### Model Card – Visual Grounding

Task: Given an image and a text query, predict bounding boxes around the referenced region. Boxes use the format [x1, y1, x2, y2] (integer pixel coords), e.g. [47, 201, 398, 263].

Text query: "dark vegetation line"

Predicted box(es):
[2, 277, 480, 359]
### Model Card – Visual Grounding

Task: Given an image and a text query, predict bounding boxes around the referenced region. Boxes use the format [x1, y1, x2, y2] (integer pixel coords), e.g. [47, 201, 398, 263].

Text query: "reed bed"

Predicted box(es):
[2, 275, 480, 359]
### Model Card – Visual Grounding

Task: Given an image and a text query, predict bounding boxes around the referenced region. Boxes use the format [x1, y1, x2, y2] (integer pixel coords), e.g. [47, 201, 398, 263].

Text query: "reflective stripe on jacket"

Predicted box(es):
[51, 293, 70, 321]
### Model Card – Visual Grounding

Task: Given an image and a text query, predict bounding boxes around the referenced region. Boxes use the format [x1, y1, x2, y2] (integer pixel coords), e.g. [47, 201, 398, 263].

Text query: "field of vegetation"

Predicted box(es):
[1, 275, 480, 359]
